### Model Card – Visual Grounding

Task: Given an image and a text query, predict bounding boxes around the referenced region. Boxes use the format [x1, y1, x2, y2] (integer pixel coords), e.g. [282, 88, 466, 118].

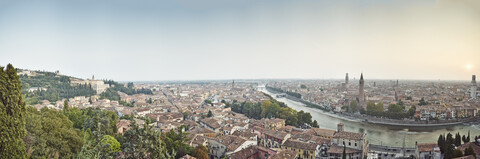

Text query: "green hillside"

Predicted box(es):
[19, 70, 96, 105]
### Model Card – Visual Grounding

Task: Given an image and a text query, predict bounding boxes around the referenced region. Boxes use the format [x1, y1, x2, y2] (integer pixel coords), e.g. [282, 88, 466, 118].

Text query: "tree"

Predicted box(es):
[207, 110, 213, 117]
[438, 134, 446, 154]
[101, 135, 120, 153]
[349, 101, 358, 113]
[419, 97, 429, 106]
[312, 120, 319, 128]
[455, 133, 462, 146]
[192, 145, 208, 159]
[120, 120, 170, 159]
[467, 131, 471, 143]
[0, 64, 27, 158]
[63, 99, 69, 112]
[407, 106, 416, 118]
[24, 106, 83, 158]
[163, 126, 192, 158]
[300, 84, 307, 89]
[445, 133, 455, 159]
[342, 142, 347, 159]
[453, 149, 463, 158]
[464, 145, 476, 157]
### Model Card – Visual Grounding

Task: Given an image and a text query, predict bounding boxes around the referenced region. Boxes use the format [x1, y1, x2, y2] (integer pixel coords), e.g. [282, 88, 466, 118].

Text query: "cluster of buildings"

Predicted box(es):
[26, 73, 480, 159]
[267, 74, 480, 120]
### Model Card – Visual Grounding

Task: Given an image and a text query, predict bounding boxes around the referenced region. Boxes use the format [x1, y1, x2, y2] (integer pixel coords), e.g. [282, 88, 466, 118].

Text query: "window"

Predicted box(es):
[349, 142, 351, 146]
[355, 143, 357, 147]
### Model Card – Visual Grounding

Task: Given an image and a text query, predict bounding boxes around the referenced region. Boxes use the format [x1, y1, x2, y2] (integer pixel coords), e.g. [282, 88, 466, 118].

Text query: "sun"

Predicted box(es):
[466, 64, 472, 70]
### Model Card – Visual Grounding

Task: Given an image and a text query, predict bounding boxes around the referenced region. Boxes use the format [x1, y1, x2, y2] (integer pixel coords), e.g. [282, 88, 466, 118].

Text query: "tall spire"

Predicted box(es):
[360, 73, 364, 81]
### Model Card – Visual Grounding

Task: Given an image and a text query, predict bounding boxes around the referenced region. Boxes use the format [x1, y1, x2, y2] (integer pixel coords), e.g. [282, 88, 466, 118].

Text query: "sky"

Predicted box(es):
[0, 0, 479, 81]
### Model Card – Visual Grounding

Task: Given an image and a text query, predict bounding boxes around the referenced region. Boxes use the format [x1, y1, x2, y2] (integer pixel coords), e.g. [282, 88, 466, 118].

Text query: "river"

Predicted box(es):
[259, 87, 480, 147]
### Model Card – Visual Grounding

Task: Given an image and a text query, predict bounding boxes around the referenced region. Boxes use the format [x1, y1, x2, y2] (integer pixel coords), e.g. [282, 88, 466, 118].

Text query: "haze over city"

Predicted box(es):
[1, 0, 479, 81]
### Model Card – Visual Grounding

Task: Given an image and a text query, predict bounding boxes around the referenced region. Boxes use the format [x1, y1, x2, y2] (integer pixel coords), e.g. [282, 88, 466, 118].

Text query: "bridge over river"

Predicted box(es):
[258, 85, 480, 147]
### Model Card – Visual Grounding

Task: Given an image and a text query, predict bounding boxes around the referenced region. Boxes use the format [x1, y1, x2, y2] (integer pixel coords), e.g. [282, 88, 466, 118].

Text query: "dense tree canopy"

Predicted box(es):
[192, 145, 208, 159]
[20, 72, 96, 105]
[227, 99, 318, 128]
[0, 64, 27, 158]
[24, 106, 83, 158]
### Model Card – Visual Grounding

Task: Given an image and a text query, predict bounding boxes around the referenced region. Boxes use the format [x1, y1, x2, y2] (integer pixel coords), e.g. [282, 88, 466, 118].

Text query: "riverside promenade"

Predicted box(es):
[265, 87, 477, 127]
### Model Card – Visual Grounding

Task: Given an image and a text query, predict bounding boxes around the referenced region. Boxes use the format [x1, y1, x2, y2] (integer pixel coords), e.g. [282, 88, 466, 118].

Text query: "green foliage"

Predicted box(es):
[104, 80, 152, 96]
[453, 149, 464, 158]
[146, 98, 153, 104]
[163, 126, 193, 158]
[445, 133, 455, 159]
[312, 120, 319, 128]
[101, 135, 121, 153]
[100, 88, 121, 101]
[64, 99, 69, 112]
[366, 102, 384, 117]
[64, 107, 118, 136]
[455, 133, 462, 146]
[419, 97, 429, 106]
[20, 71, 96, 105]
[365, 102, 414, 119]
[348, 101, 358, 113]
[119, 120, 170, 159]
[300, 84, 307, 89]
[207, 110, 213, 117]
[119, 100, 134, 107]
[438, 134, 445, 154]
[464, 146, 476, 157]
[25, 106, 83, 158]
[0, 64, 27, 158]
[204, 99, 212, 105]
[192, 145, 208, 159]
[227, 99, 315, 127]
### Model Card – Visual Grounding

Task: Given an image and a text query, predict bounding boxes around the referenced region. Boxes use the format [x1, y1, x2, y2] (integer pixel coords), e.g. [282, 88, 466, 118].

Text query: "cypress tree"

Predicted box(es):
[438, 134, 446, 154]
[342, 142, 347, 159]
[64, 99, 69, 112]
[0, 64, 27, 158]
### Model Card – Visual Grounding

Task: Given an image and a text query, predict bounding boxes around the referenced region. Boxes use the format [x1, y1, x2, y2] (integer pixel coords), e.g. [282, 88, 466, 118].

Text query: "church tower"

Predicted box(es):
[472, 75, 477, 99]
[359, 73, 365, 107]
[345, 73, 349, 85]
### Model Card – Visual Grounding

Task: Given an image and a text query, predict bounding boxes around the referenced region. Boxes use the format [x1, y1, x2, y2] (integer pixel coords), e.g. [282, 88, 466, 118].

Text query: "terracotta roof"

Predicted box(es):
[453, 155, 475, 159]
[327, 145, 362, 154]
[215, 135, 249, 152]
[417, 143, 437, 152]
[283, 139, 317, 151]
[264, 129, 289, 140]
[333, 131, 364, 140]
[200, 118, 221, 129]
[269, 150, 298, 159]
[458, 142, 480, 156]
[230, 145, 261, 159]
[306, 128, 336, 137]
[232, 130, 257, 139]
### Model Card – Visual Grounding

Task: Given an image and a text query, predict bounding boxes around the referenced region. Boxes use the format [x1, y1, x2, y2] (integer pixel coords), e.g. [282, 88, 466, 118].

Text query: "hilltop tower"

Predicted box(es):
[359, 73, 365, 107]
[472, 75, 477, 99]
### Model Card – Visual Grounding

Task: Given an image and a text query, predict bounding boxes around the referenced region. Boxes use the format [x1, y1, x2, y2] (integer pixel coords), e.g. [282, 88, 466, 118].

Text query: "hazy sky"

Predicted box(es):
[1, 0, 479, 81]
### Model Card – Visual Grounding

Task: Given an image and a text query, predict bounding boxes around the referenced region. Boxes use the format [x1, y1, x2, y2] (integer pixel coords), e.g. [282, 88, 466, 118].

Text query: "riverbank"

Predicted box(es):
[264, 86, 477, 127]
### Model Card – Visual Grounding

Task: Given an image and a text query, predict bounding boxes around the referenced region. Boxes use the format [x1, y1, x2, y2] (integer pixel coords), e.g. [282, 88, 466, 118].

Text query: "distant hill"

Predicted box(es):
[18, 69, 96, 105]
